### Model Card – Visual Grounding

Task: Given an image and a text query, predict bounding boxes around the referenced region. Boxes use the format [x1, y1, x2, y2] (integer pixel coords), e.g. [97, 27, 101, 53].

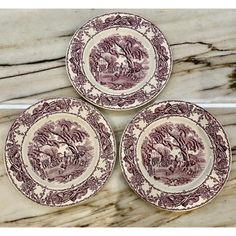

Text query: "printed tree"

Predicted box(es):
[89, 34, 149, 89]
[143, 123, 204, 167]
[141, 122, 206, 186]
[28, 119, 93, 182]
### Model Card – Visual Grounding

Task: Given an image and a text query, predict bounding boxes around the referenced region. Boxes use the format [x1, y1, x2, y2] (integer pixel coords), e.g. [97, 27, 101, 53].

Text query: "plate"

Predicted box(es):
[5, 98, 116, 207]
[120, 100, 231, 211]
[66, 12, 172, 110]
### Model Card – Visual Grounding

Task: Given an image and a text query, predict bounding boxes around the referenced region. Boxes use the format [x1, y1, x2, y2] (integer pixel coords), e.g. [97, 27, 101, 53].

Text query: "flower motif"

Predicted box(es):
[87, 176, 100, 191]
[130, 173, 144, 187]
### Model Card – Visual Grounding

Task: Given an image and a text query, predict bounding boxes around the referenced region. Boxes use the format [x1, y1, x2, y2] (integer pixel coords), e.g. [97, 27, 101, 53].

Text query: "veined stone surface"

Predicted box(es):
[0, 9, 236, 227]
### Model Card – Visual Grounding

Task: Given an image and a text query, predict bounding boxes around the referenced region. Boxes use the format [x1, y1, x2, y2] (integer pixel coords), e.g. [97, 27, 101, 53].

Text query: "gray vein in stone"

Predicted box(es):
[0, 65, 65, 81]
[0, 56, 65, 67]
[0, 85, 73, 103]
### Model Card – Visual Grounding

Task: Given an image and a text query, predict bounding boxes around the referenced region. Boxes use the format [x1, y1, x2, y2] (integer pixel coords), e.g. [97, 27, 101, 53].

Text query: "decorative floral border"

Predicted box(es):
[120, 100, 231, 211]
[5, 98, 116, 207]
[66, 12, 172, 110]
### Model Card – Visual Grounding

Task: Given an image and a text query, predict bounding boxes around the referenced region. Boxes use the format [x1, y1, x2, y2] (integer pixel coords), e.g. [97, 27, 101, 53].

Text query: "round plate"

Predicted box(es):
[120, 100, 231, 211]
[66, 12, 172, 110]
[5, 98, 116, 207]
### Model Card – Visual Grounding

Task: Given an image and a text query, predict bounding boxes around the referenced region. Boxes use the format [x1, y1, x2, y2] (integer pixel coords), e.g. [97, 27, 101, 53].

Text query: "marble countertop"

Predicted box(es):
[0, 9, 236, 227]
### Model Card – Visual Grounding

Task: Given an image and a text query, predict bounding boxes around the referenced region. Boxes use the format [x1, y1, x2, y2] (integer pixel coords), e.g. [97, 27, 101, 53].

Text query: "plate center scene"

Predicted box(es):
[22, 113, 100, 190]
[89, 34, 149, 90]
[83, 27, 156, 95]
[137, 116, 214, 193]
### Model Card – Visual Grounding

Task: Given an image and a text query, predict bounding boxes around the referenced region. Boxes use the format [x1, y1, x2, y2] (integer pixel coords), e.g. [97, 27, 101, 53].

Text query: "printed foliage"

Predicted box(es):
[141, 122, 206, 186]
[89, 34, 149, 90]
[28, 119, 94, 183]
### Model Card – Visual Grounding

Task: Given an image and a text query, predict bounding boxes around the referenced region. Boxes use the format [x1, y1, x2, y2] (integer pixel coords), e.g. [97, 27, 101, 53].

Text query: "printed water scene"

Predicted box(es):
[89, 34, 149, 90]
[28, 119, 94, 183]
[141, 122, 206, 186]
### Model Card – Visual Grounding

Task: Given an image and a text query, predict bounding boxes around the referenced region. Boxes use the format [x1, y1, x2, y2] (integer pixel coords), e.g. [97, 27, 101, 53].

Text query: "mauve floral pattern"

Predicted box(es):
[5, 98, 116, 207]
[89, 34, 149, 90]
[141, 122, 206, 186]
[28, 119, 93, 184]
[66, 12, 172, 110]
[120, 100, 231, 211]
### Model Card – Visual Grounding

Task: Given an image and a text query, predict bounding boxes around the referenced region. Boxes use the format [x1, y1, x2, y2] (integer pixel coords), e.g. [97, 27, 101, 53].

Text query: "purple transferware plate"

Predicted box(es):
[5, 98, 116, 207]
[66, 12, 172, 110]
[120, 100, 231, 211]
